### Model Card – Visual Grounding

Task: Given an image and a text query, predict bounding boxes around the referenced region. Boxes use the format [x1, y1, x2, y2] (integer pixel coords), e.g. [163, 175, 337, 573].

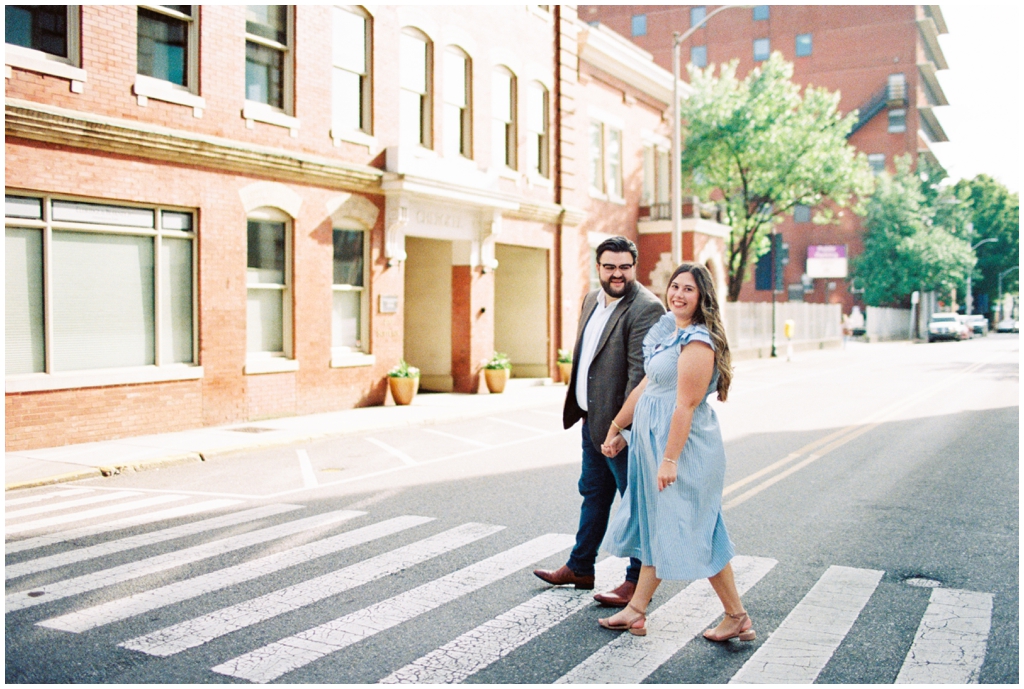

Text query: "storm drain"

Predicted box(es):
[228, 426, 276, 434]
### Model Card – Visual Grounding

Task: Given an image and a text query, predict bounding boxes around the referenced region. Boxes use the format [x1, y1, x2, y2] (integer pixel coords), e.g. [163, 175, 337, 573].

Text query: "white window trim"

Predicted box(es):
[5, 365, 204, 393]
[331, 352, 376, 368]
[588, 120, 625, 204]
[245, 207, 295, 371]
[401, 28, 433, 149]
[136, 5, 200, 100]
[331, 224, 371, 359]
[5, 6, 85, 92]
[134, 74, 206, 115]
[492, 67, 517, 171]
[244, 6, 296, 127]
[5, 192, 200, 382]
[443, 46, 473, 160]
[526, 5, 553, 23]
[332, 5, 373, 142]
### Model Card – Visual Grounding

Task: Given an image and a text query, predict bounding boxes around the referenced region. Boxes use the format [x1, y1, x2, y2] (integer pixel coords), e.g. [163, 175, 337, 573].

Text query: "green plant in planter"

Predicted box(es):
[557, 348, 573, 364]
[387, 359, 420, 378]
[484, 352, 511, 370]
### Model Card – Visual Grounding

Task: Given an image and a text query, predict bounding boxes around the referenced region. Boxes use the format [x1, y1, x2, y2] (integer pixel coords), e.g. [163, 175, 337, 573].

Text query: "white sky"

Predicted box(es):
[930, 3, 1021, 192]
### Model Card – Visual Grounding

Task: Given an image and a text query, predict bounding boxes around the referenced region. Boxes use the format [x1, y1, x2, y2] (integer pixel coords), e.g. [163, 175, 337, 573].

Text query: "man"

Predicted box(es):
[534, 236, 665, 607]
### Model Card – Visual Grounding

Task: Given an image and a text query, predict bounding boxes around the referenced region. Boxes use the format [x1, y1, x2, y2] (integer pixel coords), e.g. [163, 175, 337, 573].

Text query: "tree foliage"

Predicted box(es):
[952, 174, 1019, 311]
[679, 53, 874, 301]
[852, 155, 975, 307]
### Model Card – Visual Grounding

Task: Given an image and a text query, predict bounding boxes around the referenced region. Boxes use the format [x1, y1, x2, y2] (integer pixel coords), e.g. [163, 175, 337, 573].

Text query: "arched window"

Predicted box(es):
[491, 66, 517, 169]
[525, 81, 549, 177]
[443, 46, 472, 158]
[332, 6, 372, 135]
[400, 28, 432, 147]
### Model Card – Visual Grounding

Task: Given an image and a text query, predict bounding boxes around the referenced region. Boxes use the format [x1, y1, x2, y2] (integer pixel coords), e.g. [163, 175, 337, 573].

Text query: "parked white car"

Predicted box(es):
[996, 318, 1019, 333]
[927, 313, 964, 342]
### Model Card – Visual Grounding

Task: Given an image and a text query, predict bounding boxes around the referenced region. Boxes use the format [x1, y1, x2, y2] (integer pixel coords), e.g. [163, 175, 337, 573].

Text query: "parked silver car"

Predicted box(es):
[927, 313, 964, 342]
[967, 315, 989, 336]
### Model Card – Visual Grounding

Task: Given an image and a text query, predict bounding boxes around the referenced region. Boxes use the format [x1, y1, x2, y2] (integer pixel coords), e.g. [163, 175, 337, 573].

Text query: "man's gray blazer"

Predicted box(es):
[562, 280, 666, 449]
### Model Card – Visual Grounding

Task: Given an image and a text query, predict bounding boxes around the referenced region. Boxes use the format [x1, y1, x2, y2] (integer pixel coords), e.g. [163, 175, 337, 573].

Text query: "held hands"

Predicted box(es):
[657, 459, 678, 491]
[601, 433, 626, 457]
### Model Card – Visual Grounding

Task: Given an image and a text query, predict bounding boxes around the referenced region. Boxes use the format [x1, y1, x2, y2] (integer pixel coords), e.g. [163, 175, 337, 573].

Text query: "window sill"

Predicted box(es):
[527, 173, 554, 189]
[589, 188, 608, 201]
[134, 75, 205, 117]
[330, 352, 376, 369]
[5, 365, 203, 394]
[242, 101, 300, 137]
[244, 357, 300, 375]
[607, 194, 626, 206]
[496, 166, 520, 181]
[331, 127, 376, 149]
[5, 45, 86, 92]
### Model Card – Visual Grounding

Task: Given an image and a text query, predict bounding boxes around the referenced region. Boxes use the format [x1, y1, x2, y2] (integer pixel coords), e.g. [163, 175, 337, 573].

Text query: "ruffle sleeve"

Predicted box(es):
[643, 318, 715, 367]
[679, 324, 715, 351]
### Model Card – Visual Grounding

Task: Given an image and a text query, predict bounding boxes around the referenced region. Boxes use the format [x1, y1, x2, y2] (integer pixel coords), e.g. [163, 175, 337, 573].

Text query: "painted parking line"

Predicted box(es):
[297, 449, 318, 489]
[380, 556, 629, 684]
[4, 499, 249, 556]
[121, 522, 505, 657]
[556, 555, 777, 684]
[6, 494, 188, 536]
[729, 565, 883, 684]
[485, 416, 549, 433]
[421, 428, 492, 448]
[210, 533, 575, 683]
[895, 588, 994, 684]
[364, 437, 418, 466]
[6, 509, 363, 613]
[41, 515, 435, 633]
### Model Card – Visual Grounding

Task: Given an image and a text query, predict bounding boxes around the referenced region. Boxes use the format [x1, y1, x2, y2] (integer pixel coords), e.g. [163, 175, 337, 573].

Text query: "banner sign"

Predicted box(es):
[806, 244, 848, 278]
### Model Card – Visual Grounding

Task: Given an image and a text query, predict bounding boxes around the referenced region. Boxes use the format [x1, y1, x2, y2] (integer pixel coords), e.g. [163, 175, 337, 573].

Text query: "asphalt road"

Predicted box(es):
[5, 334, 1018, 684]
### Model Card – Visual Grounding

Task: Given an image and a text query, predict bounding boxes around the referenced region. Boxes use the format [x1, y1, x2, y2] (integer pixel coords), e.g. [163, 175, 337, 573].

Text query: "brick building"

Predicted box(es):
[580, 4, 950, 310]
[5, 5, 725, 450]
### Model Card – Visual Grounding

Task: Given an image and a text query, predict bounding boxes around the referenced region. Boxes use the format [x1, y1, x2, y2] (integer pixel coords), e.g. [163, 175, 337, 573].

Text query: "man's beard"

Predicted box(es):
[600, 276, 633, 299]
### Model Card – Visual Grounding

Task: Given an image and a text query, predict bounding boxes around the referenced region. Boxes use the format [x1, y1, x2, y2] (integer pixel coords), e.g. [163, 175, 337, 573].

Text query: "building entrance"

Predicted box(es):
[403, 237, 453, 392]
[494, 245, 549, 378]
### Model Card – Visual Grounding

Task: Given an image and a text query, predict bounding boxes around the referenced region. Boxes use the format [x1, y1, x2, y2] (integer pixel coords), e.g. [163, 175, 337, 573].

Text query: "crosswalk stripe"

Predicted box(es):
[6, 508, 363, 613]
[729, 565, 883, 684]
[7, 504, 308, 581]
[4, 499, 251, 555]
[5, 491, 141, 520]
[4, 488, 95, 507]
[210, 533, 575, 683]
[380, 556, 630, 684]
[556, 555, 777, 684]
[120, 521, 506, 657]
[895, 588, 994, 684]
[41, 515, 435, 633]
[5, 494, 189, 535]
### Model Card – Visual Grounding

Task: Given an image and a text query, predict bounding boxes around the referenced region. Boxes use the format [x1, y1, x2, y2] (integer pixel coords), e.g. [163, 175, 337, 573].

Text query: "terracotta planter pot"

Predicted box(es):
[484, 367, 510, 394]
[388, 376, 419, 405]
[557, 362, 573, 384]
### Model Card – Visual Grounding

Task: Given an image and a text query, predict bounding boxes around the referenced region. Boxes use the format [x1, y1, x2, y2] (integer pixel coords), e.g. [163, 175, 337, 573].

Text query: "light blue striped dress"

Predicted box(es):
[602, 314, 735, 581]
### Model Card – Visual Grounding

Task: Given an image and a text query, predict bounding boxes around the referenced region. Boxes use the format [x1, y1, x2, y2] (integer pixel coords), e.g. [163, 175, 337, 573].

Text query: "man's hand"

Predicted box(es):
[601, 434, 626, 457]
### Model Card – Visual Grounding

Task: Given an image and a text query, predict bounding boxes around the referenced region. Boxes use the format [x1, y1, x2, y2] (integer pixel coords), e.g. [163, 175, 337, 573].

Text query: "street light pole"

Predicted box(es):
[671, 5, 749, 266]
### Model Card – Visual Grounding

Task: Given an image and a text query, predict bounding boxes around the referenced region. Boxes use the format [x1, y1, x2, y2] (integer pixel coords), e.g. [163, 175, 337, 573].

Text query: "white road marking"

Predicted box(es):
[485, 416, 548, 433]
[729, 565, 883, 684]
[210, 533, 575, 683]
[364, 437, 418, 466]
[5, 494, 188, 535]
[557, 555, 777, 684]
[4, 488, 94, 507]
[41, 515, 435, 633]
[895, 587, 994, 684]
[421, 428, 492, 448]
[4, 499, 249, 555]
[121, 522, 507, 657]
[380, 556, 629, 684]
[6, 509, 363, 613]
[7, 504, 304, 581]
[297, 449, 318, 488]
[5, 491, 141, 520]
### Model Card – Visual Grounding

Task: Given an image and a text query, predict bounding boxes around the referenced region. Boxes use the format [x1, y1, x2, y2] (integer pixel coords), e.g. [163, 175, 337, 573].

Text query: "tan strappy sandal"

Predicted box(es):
[598, 602, 647, 636]
[703, 610, 756, 642]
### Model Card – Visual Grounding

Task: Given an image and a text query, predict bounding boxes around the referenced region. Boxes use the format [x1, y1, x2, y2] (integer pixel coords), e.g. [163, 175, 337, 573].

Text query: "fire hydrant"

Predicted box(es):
[784, 319, 795, 361]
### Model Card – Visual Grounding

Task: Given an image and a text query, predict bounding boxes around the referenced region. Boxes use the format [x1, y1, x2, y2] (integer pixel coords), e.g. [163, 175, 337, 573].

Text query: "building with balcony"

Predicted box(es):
[580, 4, 951, 309]
[5, 5, 725, 450]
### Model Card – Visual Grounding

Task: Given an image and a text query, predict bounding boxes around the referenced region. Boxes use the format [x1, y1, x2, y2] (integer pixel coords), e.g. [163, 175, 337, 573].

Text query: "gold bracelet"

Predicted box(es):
[610, 420, 623, 432]
[662, 457, 678, 465]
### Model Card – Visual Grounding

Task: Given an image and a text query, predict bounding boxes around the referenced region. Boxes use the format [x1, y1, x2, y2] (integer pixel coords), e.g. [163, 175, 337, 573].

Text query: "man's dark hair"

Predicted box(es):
[595, 236, 638, 264]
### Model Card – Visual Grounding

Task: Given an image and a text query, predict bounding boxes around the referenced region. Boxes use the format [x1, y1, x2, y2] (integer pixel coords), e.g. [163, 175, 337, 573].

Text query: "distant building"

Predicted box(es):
[5, 5, 725, 450]
[580, 4, 951, 309]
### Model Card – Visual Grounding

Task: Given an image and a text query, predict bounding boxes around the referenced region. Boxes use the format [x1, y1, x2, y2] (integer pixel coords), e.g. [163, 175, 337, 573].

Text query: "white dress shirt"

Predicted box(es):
[575, 292, 621, 412]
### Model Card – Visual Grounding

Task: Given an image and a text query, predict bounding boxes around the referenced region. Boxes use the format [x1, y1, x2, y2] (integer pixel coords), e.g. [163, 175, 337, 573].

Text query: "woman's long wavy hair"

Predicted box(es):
[666, 262, 733, 401]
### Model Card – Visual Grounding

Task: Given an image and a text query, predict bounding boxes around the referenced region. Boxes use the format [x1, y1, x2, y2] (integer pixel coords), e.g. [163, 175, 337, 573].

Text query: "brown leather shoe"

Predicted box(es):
[533, 565, 595, 590]
[593, 580, 637, 607]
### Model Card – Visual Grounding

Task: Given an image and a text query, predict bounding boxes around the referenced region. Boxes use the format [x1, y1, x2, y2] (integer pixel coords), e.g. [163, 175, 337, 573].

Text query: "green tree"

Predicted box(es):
[952, 174, 1019, 314]
[679, 53, 874, 301]
[852, 155, 975, 307]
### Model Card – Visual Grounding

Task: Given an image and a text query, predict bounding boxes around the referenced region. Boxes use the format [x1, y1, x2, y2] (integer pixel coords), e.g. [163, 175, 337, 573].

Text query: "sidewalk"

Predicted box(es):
[5, 379, 569, 492]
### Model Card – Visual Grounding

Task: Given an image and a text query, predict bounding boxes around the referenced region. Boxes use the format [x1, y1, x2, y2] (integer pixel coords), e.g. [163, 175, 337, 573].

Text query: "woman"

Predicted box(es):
[595, 263, 753, 642]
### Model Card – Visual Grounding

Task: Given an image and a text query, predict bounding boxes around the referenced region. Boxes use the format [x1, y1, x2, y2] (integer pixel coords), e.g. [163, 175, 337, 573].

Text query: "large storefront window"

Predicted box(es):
[5, 194, 195, 377]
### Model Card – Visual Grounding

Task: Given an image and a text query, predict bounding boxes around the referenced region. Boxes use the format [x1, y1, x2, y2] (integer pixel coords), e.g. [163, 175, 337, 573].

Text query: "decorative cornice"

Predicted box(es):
[5, 99, 383, 192]
[577, 22, 692, 106]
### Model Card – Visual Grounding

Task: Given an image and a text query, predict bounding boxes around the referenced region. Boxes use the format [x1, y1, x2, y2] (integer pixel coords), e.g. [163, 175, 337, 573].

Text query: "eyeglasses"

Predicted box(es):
[599, 263, 635, 272]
